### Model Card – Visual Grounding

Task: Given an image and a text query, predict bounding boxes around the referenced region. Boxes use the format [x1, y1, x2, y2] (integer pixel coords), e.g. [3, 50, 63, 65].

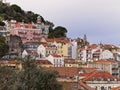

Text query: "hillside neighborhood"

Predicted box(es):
[0, 17, 120, 90]
[0, 1, 120, 90]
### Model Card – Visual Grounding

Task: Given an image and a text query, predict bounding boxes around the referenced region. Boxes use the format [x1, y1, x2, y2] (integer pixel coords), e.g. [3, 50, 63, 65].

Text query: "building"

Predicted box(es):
[68, 40, 77, 59]
[88, 59, 119, 78]
[10, 22, 42, 44]
[0, 26, 9, 36]
[36, 59, 53, 67]
[100, 50, 114, 59]
[46, 54, 64, 67]
[23, 42, 39, 50]
[79, 70, 120, 90]
[37, 43, 58, 58]
[0, 60, 22, 70]
[22, 50, 38, 59]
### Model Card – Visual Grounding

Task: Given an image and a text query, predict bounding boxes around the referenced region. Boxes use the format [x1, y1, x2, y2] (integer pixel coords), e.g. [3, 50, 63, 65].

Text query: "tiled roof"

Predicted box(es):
[51, 54, 62, 58]
[88, 44, 98, 49]
[24, 42, 40, 44]
[111, 86, 120, 90]
[95, 49, 101, 53]
[36, 60, 52, 64]
[103, 44, 118, 49]
[82, 68, 98, 73]
[0, 60, 20, 64]
[95, 59, 117, 63]
[47, 67, 79, 77]
[26, 50, 38, 55]
[83, 70, 118, 81]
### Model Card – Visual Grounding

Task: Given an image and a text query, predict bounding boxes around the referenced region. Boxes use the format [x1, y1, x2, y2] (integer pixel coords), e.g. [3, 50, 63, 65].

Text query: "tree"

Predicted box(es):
[48, 26, 67, 38]
[0, 66, 17, 90]
[0, 35, 9, 58]
[14, 56, 62, 90]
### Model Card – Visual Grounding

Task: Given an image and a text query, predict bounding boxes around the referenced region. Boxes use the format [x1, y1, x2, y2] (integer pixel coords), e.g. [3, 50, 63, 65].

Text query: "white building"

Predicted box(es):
[68, 40, 77, 59]
[100, 50, 114, 59]
[37, 44, 46, 58]
[46, 54, 64, 67]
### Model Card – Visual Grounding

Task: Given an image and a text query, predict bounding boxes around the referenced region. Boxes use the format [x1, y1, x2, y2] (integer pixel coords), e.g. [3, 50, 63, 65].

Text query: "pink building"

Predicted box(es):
[10, 22, 42, 44]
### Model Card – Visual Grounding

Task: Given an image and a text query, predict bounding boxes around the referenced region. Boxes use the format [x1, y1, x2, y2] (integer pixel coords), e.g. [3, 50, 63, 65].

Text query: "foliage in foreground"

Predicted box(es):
[0, 56, 62, 90]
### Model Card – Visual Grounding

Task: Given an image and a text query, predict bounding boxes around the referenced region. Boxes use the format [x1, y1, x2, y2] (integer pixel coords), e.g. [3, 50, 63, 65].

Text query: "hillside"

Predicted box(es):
[0, 2, 68, 38]
[0, 2, 44, 23]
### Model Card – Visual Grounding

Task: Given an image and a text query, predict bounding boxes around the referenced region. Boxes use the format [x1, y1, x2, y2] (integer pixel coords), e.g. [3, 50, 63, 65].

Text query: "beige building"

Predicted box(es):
[88, 59, 119, 78]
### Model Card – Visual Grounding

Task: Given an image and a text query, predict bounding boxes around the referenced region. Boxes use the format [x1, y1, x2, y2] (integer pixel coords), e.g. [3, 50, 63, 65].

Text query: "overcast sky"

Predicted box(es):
[7, 0, 120, 45]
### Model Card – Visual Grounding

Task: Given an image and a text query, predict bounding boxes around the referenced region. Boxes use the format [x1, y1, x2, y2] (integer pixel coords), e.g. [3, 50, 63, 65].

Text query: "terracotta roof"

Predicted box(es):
[47, 67, 79, 77]
[95, 49, 101, 53]
[111, 86, 120, 90]
[88, 44, 98, 49]
[26, 50, 38, 55]
[95, 59, 117, 63]
[83, 70, 118, 81]
[103, 44, 118, 49]
[82, 68, 98, 73]
[51, 54, 62, 58]
[0, 60, 20, 64]
[24, 42, 40, 44]
[36, 60, 52, 65]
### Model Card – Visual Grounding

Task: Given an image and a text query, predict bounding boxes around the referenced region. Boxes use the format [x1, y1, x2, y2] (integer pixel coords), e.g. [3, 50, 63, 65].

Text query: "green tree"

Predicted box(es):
[48, 26, 67, 38]
[14, 56, 62, 90]
[0, 35, 9, 58]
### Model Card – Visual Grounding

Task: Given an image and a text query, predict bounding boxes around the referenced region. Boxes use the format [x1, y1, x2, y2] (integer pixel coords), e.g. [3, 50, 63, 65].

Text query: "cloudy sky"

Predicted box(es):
[7, 0, 120, 45]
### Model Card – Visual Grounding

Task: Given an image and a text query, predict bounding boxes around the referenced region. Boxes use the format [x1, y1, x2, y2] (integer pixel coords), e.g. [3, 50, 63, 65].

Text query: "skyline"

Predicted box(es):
[7, 0, 120, 45]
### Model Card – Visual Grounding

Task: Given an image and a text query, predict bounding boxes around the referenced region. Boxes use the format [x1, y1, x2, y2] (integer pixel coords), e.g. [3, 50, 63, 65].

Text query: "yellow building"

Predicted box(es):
[0, 60, 22, 70]
[46, 38, 70, 58]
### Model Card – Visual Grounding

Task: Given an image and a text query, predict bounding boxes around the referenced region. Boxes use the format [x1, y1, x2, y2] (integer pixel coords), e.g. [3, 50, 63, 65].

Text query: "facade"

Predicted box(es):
[46, 54, 64, 67]
[0, 26, 9, 36]
[68, 40, 77, 59]
[0, 60, 22, 70]
[100, 50, 114, 59]
[79, 70, 120, 90]
[10, 22, 42, 44]
[36, 60, 53, 67]
[22, 50, 38, 59]
[37, 43, 58, 58]
[88, 59, 119, 78]
[23, 42, 39, 50]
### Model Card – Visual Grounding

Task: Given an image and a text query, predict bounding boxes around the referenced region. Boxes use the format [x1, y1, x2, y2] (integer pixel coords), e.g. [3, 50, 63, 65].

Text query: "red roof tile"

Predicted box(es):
[95, 59, 117, 63]
[0, 60, 20, 64]
[26, 50, 38, 55]
[51, 54, 62, 58]
[111, 86, 120, 90]
[83, 70, 118, 81]
[82, 68, 98, 73]
[36, 60, 52, 64]
[47, 67, 79, 77]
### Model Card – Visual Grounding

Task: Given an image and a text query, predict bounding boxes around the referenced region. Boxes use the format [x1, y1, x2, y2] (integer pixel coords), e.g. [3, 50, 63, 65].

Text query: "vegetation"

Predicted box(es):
[0, 56, 62, 90]
[0, 66, 17, 90]
[0, 3, 39, 23]
[0, 35, 9, 58]
[48, 26, 67, 38]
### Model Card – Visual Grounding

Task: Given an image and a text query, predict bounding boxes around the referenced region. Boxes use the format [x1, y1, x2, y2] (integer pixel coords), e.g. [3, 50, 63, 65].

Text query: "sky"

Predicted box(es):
[6, 0, 120, 45]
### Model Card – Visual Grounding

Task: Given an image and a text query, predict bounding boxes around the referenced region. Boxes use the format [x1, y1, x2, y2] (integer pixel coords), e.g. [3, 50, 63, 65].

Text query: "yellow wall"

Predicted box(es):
[57, 42, 68, 57]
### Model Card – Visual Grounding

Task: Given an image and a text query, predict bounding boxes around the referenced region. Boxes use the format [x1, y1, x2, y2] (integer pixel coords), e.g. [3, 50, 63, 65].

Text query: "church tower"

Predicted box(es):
[83, 34, 87, 41]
